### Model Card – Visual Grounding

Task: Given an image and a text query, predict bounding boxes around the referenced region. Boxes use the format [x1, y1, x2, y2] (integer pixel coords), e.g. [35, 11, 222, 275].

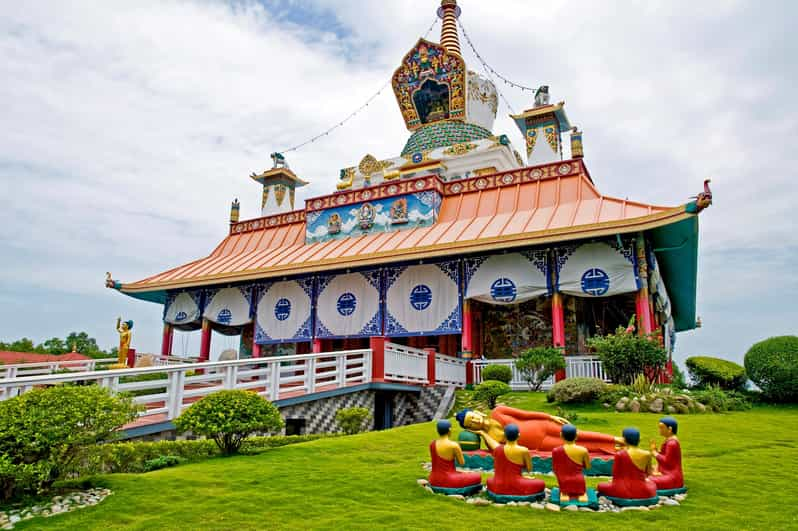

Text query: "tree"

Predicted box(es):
[42, 337, 67, 355]
[474, 380, 511, 409]
[65, 331, 104, 357]
[515, 347, 566, 391]
[587, 320, 667, 385]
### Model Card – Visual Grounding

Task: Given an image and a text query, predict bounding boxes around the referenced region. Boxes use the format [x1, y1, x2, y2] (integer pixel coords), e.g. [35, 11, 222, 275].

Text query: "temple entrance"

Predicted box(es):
[374, 391, 394, 430]
[476, 298, 553, 359]
[569, 295, 636, 354]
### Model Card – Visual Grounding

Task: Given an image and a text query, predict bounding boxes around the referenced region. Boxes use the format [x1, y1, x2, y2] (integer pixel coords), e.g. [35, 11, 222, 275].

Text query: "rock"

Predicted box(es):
[663, 498, 680, 506]
[416, 479, 428, 486]
[649, 398, 664, 413]
[674, 493, 687, 501]
[621, 506, 649, 511]
[545, 503, 561, 512]
[598, 496, 609, 504]
[530, 502, 545, 510]
[448, 494, 465, 500]
[578, 507, 595, 512]
[630, 399, 641, 413]
[602, 402, 611, 409]
[472, 498, 491, 506]
[516, 501, 530, 507]
[563, 504, 578, 512]
[506, 501, 517, 506]
[615, 400, 627, 412]
[695, 402, 707, 413]
[620, 396, 629, 403]
[666, 405, 676, 414]
[9, 516, 20, 524]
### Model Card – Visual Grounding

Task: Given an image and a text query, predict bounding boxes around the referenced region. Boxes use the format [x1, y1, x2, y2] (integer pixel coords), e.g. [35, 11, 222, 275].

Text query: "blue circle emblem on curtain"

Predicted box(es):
[490, 278, 517, 302]
[216, 309, 232, 324]
[274, 298, 292, 321]
[581, 268, 610, 296]
[409, 284, 433, 311]
[175, 311, 188, 322]
[337, 292, 357, 316]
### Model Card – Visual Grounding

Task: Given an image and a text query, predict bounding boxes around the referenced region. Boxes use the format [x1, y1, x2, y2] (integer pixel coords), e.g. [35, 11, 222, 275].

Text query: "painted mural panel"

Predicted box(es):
[305, 191, 440, 244]
[481, 298, 553, 358]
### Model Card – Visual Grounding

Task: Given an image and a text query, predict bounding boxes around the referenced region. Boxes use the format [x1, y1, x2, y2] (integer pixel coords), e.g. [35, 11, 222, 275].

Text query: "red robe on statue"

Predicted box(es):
[597, 450, 657, 499]
[552, 446, 586, 497]
[486, 445, 545, 496]
[428, 442, 482, 489]
[651, 438, 684, 490]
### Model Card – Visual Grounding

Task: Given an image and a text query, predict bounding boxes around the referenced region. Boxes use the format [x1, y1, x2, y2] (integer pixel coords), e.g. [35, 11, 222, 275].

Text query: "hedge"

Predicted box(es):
[480, 365, 512, 384]
[686, 356, 747, 390]
[546, 377, 607, 404]
[744, 336, 798, 402]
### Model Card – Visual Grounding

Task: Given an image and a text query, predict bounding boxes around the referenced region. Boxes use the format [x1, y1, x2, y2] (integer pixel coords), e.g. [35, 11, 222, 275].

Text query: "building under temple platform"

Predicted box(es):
[107, 0, 711, 380]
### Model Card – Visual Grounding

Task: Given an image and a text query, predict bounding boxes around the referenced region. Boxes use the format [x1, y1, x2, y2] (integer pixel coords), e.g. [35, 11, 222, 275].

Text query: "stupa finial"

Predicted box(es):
[437, 0, 461, 56]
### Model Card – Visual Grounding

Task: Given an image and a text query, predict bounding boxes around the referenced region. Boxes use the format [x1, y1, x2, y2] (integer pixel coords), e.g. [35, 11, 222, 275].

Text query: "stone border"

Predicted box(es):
[0, 488, 112, 529]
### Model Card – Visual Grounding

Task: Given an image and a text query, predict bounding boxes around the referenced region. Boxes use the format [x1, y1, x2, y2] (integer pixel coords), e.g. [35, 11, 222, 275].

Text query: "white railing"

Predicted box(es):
[0, 350, 371, 419]
[134, 352, 198, 367]
[471, 358, 555, 391]
[0, 358, 118, 380]
[383, 342, 428, 384]
[435, 354, 467, 387]
[565, 355, 610, 382]
[472, 356, 609, 390]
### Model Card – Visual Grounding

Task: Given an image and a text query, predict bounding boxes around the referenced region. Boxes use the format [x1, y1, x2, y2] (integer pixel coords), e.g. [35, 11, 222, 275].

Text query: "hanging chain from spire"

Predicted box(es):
[275, 17, 439, 155]
[458, 23, 517, 115]
[459, 18, 541, 93]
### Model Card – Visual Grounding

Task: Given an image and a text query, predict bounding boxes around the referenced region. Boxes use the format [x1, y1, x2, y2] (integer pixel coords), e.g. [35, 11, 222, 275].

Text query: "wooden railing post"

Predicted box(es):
[369, 337, 385, 382]
[306, 357, 317, 394]
[166, 370, 186, 420]
[337, 353, 347, 388]
[425, 348, 437, 386]
[269, 361, 280, 401]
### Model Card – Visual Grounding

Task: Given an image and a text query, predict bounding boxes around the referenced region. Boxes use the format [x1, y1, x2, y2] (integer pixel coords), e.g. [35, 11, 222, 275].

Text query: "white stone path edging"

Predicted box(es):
[417, 463, 686, 512]
[0, 488, 112, 529]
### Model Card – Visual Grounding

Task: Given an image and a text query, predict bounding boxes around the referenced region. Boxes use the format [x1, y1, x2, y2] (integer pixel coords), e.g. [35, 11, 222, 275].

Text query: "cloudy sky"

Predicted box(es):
[0, 0, 795, 365]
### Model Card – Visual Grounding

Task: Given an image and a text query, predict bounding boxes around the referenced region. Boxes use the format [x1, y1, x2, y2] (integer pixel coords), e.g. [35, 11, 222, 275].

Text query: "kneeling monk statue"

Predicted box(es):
[428, 420, 483, 495]
[649, 416, 685, 495]
[597, 427, 658, 506]
[552, 424, 590, 503]
[486, 424, 545, 502]
[456, 406, 622, 455]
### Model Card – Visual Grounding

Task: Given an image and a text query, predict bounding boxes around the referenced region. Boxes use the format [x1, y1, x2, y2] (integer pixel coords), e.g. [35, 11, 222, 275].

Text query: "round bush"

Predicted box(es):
[480, 364, 512, 384]
[744, 336, 798, 402]
[546, 377, 607, 404]
[474, 380, 511, 409]
[685, 356, 747, 390]
[174, 390, 284, 454]
[335, 407, 371, 435]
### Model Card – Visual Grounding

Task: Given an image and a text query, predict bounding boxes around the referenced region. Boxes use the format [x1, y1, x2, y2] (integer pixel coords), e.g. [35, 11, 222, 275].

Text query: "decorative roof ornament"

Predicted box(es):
[270, 152, 288, 169]
[437, 0, 462, 57]
[534, 85, 550, 107]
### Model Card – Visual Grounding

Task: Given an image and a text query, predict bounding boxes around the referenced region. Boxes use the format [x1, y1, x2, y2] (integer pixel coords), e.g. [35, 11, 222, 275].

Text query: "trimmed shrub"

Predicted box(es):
[546, 377, 607, 404]
[335, 407, 372, 435]
[474, 380, 511, 409]
[0, 385, 139, 500]
[480, 364, 513, 384]
[515, 347, 566, 391]
[686, 356, 747, 390]
[588, 324, 668, 385]
[744, 336, 798, 402]
[142, 455, 185, 472]
[174, 390, 284, 455]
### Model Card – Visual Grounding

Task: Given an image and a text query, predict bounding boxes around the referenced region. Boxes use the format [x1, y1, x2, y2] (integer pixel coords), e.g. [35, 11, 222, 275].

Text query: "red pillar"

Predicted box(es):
[370, 336, 386, 382]
[635, 234, 654, 335]
[551, 292, 566, 381]
[465, 360, 474, 386]
[312, 338, 323, 353]
[425, 347, 437, 386]
[161, 323, 173, 356]
[461, 299, 473, 359]
[438, 335, 448, 357]
[199, 318, 212, 362]
[252, 341, 262, 358]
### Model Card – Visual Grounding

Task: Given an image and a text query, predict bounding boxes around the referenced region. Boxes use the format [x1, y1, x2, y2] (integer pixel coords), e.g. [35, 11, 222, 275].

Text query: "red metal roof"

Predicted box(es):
[0, 352, 91, 364]
[122, 159, 690, 293]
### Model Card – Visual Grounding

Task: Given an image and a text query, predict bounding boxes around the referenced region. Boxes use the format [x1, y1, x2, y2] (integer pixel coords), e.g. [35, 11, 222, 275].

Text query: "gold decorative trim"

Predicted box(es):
[443, 142, 477, 156]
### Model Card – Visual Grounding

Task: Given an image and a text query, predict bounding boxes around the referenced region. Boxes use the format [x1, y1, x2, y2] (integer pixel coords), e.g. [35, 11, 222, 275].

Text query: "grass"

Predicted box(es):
[15, 392, 798, 530]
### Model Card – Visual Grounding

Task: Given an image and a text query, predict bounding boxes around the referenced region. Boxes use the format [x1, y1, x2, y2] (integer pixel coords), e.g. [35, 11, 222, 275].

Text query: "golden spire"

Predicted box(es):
[437, 0, 461, 56]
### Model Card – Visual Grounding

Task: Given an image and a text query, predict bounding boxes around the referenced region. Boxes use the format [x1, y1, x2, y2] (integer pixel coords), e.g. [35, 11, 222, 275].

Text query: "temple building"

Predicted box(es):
[107, 0, 710, 378]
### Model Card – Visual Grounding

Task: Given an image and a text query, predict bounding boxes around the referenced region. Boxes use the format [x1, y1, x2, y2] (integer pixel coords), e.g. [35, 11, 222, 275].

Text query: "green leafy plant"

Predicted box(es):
[686, 356, 747, 390]
[744, 336, 798, 402]
[691, 385, 752, 412]
[142, 455, 185, 472]
[546, 377, 607, 404]
[0, 385, 139, 501]
[515, 347, 565, 391]
[630, 373, 655, 395]
[480, 364, 513, 384]
[335, 407, 372, 435]
[670, 362, 688, 390]
[587, 320, 668, 385]
[473, 380, 511, 409]
[174, 390, 284, 455]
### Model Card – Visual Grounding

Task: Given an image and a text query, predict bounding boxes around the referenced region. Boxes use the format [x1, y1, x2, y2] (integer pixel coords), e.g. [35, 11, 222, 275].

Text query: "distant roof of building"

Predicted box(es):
[0, 351, 91, 364]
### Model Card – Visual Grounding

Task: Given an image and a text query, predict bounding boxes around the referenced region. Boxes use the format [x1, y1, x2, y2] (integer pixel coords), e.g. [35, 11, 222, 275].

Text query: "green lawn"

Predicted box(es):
[16, 393, 798, 530]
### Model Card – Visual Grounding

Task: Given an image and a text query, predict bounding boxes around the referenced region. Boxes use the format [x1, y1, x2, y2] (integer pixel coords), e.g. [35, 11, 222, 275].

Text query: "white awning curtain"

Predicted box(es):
[385, 261, 461, 336]
[315, 271, 382, 339]
[203, 286, 253, 327]
[556, 242, 638, 297]
[255, 279, 313, 344]
[163, 291, 203, 329]
[464, 251, 549, 305]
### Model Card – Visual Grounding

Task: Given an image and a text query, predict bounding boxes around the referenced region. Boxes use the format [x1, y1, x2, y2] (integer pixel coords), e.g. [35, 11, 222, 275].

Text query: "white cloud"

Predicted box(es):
[0, 0, 795, 362]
